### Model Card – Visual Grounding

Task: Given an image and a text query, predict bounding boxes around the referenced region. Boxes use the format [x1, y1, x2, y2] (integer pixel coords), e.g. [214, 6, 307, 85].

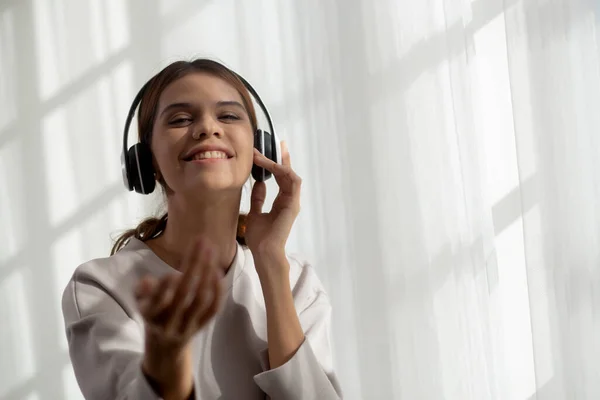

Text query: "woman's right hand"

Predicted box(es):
[134, 239, 222, 399]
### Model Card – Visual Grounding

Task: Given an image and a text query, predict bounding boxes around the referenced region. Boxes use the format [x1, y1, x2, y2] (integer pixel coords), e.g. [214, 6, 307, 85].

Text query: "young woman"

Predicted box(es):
[61, 59, 342, 400]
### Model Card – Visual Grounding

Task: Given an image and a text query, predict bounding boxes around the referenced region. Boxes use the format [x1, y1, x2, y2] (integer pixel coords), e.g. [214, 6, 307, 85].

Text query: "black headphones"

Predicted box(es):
[121, 69, 281, 195]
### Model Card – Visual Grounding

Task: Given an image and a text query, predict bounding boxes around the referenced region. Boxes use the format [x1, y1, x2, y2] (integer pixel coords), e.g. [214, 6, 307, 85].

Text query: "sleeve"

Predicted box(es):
[62, 271, 163, 400]
[253, 291, 343, 400]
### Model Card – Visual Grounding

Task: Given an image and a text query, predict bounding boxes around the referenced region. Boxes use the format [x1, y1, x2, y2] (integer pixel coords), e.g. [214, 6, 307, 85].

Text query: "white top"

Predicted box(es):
[62, 238, 342, 400]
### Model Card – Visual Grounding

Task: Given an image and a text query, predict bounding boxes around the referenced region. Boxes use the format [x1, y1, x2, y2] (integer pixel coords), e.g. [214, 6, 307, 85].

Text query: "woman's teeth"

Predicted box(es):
[192, 151, 228, 160]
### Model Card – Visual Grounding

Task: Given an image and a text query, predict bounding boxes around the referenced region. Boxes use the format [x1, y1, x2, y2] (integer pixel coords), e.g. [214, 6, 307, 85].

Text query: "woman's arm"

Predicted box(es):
[246, 143, 343, 398]
[253, 254, 343, 400]
[254, 251, 305, 369]
[63, 271, 166, 400]
[64, 240, 220, 400]
[141, 336, 194, 400]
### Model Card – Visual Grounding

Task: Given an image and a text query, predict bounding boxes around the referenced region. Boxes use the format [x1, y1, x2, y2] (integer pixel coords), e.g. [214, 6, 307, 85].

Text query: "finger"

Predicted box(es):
[273, 169, 302, 201]
[170, 239, 203, 309]
[253, 141, 292, 169]
[140, 274, 177, 320]
[253, 148, 281, 172]
[253, 149, 302, 194]
[178, 265, 220, 336]
[249, 181, 266, 215]
[135, 275, 157, 300]
[281, 141, 291, 167]
[167, 245, 213, 334]
[188, 269, 222, 334]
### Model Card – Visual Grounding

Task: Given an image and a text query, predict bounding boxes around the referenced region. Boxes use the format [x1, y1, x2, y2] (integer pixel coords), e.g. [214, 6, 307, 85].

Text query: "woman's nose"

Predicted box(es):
[192, 116, 223, 139]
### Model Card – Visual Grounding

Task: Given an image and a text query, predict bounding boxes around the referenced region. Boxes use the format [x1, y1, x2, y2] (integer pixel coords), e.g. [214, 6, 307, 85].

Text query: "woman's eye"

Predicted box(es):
[220, 114, 240, 121]
[169, 117, 192, 125]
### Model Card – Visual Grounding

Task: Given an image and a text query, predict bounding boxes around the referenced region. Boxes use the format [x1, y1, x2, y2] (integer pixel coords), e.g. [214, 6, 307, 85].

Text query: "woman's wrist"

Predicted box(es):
[252, 248, 289, 281]
[252, 251, 305, 368]
[142, 336, 194, 400]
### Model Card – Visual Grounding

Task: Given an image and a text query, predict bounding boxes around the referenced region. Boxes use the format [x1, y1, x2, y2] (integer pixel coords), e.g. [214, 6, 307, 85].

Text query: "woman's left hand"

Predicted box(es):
[245, 141, 302, 262]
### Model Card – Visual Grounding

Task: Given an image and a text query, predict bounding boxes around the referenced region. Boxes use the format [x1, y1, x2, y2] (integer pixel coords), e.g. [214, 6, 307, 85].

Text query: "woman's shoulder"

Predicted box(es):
[62, 238, 166, 320]
[68, 239, 164, 286]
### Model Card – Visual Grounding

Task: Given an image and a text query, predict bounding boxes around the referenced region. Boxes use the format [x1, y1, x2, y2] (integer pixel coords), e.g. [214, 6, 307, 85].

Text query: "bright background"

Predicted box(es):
[2, 0, 600, 399]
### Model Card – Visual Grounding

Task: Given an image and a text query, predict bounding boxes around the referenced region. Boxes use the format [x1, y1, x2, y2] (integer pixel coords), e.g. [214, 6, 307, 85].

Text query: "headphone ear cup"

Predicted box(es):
[122, 150, 133, 191]
[252, 129, 274, 182]
[127, 143, 156, 194]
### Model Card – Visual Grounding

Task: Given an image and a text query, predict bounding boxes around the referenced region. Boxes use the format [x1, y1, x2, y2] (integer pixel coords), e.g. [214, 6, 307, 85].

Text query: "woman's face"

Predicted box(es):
[150, 72, 254, 197]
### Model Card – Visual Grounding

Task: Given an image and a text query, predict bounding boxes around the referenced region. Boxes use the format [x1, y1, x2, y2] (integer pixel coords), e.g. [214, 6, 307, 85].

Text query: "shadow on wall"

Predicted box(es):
[0, 0, 167, 398]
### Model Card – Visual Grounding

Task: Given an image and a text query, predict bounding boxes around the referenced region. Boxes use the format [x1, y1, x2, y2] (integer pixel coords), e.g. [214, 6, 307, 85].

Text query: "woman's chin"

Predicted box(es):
[183, 177, 243, 196]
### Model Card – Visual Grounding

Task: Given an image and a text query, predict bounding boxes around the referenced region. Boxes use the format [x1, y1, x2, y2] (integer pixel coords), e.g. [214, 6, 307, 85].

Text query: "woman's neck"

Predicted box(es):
[148, 193, 241, 273]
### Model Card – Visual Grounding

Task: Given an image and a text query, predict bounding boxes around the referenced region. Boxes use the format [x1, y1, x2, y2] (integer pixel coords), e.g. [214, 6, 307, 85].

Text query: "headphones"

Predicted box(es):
[121, 68, 282, 195]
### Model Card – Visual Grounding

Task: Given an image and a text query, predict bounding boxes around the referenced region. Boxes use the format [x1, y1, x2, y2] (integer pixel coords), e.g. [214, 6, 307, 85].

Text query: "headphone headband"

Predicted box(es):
[122, 71, 274, 171]
[121, 65, 278, 194]
[121, 80, 150, 186]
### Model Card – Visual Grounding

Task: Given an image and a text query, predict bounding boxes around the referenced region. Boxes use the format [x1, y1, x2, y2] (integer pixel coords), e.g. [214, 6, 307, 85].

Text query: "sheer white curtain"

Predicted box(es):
[1, 0, 599, 399]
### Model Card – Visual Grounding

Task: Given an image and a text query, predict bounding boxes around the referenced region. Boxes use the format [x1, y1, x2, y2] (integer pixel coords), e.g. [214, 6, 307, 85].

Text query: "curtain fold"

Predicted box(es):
[505, 1, 600, 398]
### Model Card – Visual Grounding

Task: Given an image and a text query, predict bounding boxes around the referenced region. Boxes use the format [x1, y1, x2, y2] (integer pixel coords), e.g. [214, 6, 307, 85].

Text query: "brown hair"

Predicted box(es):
[111, 59, 257, 256]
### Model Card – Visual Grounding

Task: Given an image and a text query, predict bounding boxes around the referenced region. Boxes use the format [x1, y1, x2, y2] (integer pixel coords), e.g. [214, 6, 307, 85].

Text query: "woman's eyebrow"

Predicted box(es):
[159, 102, 192, 118]
[216, 100, 246, 111]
